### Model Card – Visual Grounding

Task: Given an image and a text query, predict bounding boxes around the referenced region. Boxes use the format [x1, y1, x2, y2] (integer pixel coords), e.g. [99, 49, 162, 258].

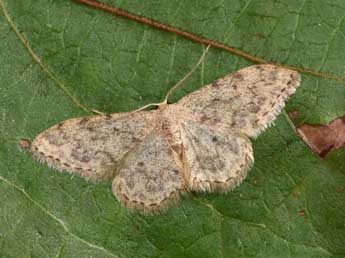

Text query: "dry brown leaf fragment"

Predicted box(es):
[297, 117, 345, 157]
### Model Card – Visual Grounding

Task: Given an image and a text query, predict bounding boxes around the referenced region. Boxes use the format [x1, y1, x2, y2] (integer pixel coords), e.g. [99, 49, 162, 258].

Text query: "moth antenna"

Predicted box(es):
[163, 45, 211, 104]
[133, 45, 211, 112]
[92, 109, 107, 115]
[133, 102, 164, 112]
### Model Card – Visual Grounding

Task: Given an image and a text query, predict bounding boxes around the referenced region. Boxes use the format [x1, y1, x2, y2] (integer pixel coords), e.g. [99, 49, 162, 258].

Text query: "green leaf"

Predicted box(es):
[1, 1, 345, 257]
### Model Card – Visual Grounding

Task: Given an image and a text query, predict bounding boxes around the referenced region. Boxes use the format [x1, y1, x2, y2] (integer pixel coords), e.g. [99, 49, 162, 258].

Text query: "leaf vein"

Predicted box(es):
[0, 175, 119, 258]
[0, 0, 90, 113]
[318, 13, 345, 71]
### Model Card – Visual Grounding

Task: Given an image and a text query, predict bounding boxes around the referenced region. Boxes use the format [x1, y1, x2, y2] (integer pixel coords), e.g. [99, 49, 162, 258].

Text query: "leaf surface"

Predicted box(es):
[1, 1, 345, 257]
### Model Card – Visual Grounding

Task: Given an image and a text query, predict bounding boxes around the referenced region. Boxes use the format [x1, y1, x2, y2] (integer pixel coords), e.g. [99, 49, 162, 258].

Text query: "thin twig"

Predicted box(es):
[74, 0, 345, 82]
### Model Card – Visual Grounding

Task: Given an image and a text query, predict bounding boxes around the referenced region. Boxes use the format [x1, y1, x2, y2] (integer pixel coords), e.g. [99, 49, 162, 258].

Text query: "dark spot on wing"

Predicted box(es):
[172, 169, 179, 175]
[197, 155, 225, 171]
[56, 122, 64, 129]
[255, 65, 264, 71]
[71, 147, 91, 163]
[45, 131, 67, 146]
[212, 81, 220, 88]
[248, 103, 260, 113]
[212, 136, 218, 142]
[78, 118, 89, 125]
[81, 156, 90, 162]
[232, 72, 244, 80]
[104, 114, 112, 120]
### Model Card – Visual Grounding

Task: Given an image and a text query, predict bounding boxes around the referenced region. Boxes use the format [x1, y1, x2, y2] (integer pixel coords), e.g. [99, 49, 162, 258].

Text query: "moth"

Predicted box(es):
[28, 64, 301, 213]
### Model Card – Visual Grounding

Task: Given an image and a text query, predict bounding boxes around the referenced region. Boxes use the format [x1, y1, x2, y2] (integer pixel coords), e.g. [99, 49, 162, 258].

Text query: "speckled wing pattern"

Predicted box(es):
[171, 64, 301, 192]
[113, 129, 185, 213]
[30, 64, 301, 213]
[175, 64, 301, 138]
[31, 111, 157, 181]
[180, 120, 253, 192]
